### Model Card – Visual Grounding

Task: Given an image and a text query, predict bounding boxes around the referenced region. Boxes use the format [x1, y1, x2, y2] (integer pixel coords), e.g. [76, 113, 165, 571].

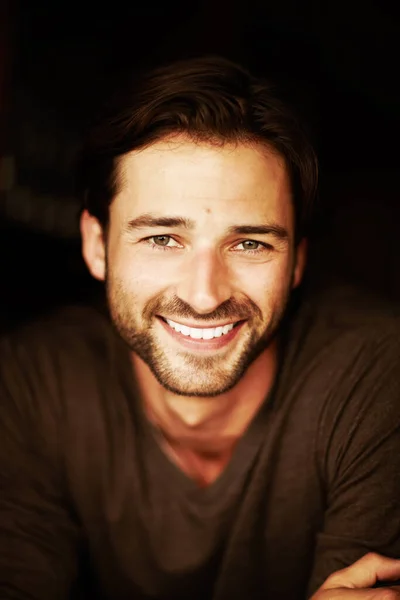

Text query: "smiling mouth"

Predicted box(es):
[159, 317, 243, 340]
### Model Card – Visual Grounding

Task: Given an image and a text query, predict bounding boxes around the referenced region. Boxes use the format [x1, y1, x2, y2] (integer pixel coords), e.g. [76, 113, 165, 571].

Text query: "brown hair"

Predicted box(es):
[77, 56, 318, 242]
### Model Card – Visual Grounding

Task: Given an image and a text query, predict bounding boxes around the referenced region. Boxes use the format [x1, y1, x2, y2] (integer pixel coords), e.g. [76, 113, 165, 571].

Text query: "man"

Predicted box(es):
[1, 56, 400, 599]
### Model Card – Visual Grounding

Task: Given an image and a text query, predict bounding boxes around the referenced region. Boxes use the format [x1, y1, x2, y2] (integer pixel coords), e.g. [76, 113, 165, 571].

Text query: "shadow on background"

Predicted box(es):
[1, 0, 399, 331]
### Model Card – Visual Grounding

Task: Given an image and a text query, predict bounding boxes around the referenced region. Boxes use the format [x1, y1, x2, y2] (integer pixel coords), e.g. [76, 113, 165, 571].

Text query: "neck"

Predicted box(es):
[132, 343, 278, 454]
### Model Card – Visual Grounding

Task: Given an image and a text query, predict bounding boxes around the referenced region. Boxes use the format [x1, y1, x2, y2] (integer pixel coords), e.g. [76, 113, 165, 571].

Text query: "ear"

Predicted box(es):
[292, 237, 307, 289]
[80, 210, 106, 281]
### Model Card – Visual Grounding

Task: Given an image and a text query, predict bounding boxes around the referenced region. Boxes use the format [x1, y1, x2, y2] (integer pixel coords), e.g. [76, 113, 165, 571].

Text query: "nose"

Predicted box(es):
[176, 248, 232, 314]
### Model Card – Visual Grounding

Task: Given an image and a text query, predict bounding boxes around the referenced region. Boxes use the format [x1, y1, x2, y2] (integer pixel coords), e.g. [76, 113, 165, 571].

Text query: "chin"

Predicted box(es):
[148, 362, 249, 398]
[156, 380, 240, 398]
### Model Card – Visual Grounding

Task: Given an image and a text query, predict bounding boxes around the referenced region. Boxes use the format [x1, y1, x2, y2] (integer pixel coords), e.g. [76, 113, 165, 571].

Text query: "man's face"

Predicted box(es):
[83, 137, 305, 397]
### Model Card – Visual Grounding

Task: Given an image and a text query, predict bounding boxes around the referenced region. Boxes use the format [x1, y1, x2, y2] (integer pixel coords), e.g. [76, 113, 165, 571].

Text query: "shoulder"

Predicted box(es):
[286, 280, 400, 475]
[0, 305, 119, 411]
[285, 278, 400, 376]
[281, 279, 400, 444]
[1, 303, 112, 359]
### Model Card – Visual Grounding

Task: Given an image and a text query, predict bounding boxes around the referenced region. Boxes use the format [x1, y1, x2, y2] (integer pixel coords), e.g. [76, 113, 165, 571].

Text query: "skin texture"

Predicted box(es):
[81, 137, 399, 594]
[81, 137, 306, 456]
[310, 553, 400, 599]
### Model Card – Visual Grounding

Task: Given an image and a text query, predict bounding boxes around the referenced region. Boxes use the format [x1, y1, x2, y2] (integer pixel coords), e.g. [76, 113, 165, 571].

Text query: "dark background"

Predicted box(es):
[1, 0, 399, 331]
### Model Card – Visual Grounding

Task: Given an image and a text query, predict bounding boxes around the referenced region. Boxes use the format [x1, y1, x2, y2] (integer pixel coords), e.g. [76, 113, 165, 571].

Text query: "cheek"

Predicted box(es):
[110, 247, 177, 295]
[235, 255, 293, 301]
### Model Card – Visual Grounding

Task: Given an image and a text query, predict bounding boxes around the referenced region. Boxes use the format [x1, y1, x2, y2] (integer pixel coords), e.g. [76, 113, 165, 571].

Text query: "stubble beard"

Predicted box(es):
[106, 277, 292, 398]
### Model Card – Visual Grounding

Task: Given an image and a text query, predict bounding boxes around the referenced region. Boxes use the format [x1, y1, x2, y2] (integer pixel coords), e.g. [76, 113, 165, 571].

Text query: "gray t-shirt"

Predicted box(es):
[1, 281, 400, 599]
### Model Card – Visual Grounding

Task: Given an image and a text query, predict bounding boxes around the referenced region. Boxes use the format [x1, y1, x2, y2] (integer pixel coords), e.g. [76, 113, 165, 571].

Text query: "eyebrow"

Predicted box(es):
[226, 224, 288, 240]
[126, 213, 288, 240]
[126, 214, 193, 231]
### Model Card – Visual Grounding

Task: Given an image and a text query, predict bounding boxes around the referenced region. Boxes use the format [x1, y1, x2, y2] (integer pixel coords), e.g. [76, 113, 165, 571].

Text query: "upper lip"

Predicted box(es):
[159, 316, 243, 329]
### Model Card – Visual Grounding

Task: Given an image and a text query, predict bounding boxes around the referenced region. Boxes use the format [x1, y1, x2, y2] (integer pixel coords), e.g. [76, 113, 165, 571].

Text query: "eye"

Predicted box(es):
[235, 239, 270, 252]
[145, 235, 182, 249]
[238, 240, 261, 251]
[152, 235, 173, 247]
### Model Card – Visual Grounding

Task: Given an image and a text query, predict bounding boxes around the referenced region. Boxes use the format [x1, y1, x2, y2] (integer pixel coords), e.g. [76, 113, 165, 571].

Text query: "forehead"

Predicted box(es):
[113, 137, 293, 226]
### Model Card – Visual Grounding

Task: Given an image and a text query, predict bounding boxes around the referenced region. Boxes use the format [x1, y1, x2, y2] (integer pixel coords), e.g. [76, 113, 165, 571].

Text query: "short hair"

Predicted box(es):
[77, 56, 318, 242]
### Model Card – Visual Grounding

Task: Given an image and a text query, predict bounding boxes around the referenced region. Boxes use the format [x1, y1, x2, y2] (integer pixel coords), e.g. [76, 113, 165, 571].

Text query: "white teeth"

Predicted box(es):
[202, 328, 215, 340]
[165, 319, 235, 340]
[189, 328, 203, 339]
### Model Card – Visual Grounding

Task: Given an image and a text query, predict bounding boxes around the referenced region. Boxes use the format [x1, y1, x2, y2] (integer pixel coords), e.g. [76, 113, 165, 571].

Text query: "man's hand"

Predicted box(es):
[311, 553, 400, 599]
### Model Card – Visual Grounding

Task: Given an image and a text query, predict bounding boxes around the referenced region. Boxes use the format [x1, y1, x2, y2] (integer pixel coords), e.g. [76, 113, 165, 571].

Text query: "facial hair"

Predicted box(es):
[106, 275, 293, 398]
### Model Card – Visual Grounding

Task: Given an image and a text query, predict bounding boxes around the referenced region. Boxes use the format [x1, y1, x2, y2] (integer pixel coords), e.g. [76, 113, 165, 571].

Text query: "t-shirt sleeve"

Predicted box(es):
[306, 331, 400, 598]
[0, 334, 81, 599]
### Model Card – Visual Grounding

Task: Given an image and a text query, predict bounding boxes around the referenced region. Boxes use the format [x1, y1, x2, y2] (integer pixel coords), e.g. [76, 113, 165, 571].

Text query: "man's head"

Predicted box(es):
[79, 56, 318, 397]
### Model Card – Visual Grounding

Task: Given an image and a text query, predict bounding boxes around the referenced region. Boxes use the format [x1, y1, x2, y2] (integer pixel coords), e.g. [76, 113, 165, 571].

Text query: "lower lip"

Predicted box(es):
[158, 318, 245, 352]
